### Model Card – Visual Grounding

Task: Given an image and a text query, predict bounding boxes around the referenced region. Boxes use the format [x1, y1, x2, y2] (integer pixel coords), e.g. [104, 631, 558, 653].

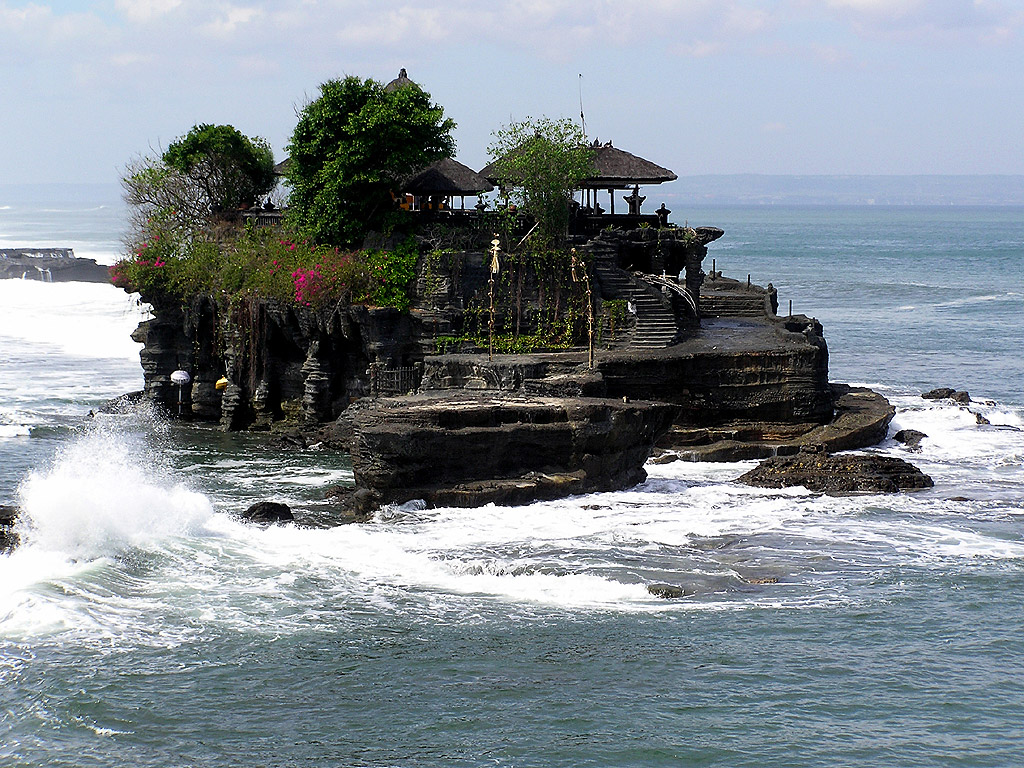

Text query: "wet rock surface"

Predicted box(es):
[893, 429, 928, 450]
[922, 387, 971, 404]
[737, 451, 934, 494]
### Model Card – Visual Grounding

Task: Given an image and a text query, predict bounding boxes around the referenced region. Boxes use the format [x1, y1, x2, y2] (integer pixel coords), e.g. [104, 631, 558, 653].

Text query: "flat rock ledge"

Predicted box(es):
[656, 384, 894, 462]
[737, 451, 934, 495]
[347, 393, 679, 513]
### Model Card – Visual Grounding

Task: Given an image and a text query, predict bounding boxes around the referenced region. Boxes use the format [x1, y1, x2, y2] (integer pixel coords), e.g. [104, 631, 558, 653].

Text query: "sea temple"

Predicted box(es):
[114, 69, 919, 518]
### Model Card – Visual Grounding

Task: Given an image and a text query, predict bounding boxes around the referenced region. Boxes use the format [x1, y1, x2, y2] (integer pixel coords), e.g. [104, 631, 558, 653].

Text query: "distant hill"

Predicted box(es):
[662, 175, 1024, 206]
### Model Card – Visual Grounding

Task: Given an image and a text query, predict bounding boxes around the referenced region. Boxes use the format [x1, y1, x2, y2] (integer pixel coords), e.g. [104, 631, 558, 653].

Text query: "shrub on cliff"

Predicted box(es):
[162, 124, 276, 216]
[110, 227, 420, 311]
[285, 75, 455, 247]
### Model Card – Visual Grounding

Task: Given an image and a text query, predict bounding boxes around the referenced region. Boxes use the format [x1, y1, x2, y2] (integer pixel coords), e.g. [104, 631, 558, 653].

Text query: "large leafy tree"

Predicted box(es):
[123, 123, 275, 242]
[162, 123, 276, 215]
[285, 75, 456, 247]
[487, 117, 594, 248]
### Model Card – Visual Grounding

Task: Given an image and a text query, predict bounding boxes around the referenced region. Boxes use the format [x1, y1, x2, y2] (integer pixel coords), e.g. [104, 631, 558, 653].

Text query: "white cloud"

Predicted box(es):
[201, 5, 264, 37]
[821, 0, 1024, 42]
[109, 51, 154, 67]
[115, 0, 183, 23]
[826, 0, 923, 16]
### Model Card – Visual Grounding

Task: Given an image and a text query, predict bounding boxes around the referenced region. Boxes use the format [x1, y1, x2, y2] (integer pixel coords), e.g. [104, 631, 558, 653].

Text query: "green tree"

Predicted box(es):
[122, 123, 275, 244]
[162, 123, 276, 215]
[285, 75, 456, 247]
[487, 117, 594, 248]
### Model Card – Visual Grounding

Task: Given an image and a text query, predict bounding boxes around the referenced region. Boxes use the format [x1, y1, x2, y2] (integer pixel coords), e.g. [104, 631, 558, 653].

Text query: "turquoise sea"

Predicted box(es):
[1, 187, 1023, 767]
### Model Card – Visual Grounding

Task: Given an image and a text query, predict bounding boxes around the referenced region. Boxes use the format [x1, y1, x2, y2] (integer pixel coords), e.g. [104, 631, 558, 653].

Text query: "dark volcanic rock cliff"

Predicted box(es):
[121, 223, 864, 510]
[131, 292, 420, 429]
[347, 393, 679, 511]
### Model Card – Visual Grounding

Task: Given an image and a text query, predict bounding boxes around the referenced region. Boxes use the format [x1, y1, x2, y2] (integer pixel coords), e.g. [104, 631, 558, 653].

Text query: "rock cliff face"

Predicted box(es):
[347, 394, 679, 511]
[131, 292, 420, 429]
[128, 229, 835, 438]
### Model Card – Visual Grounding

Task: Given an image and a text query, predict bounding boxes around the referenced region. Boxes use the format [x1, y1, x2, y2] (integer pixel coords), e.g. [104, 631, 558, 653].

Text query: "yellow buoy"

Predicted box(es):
[215, 377, 229, 391]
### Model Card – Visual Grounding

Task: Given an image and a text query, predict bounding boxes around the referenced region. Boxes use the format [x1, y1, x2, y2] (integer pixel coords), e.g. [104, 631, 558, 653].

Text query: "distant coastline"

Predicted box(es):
[664, 174, 1024, 207]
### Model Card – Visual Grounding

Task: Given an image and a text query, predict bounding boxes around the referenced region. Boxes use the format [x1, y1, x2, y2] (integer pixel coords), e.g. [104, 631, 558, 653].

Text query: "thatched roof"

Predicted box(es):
[273, 158, 292, 176]
[480, 139, 676, 189]
[583, 141, 676, 188]
[403, 157, 494, 196]
[384, 68, 418, 92]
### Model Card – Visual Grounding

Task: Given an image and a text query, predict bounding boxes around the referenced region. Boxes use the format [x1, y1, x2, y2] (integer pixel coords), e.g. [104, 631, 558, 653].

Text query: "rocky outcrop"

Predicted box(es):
[421, 314, 834, 433]
[346, 393, 678, 512]
[893, 429, 927, 450]
[0, 505, 18, 553]
[655, 385, 893, 462]
[737, 451, 934, 494]
[922, 387, 971, 404]
[598, 316, 833, 429]
[0, 249, 110, 283]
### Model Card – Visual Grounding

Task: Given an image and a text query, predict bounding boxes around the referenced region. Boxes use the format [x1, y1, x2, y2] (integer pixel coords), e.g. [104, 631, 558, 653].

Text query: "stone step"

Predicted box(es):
[700, 293, 768, 318]
[592, 257, 678, 349]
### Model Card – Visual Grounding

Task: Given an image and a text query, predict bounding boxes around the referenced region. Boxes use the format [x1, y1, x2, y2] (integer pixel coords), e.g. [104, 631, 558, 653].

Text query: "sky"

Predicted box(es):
[2, 0, 1023, 186]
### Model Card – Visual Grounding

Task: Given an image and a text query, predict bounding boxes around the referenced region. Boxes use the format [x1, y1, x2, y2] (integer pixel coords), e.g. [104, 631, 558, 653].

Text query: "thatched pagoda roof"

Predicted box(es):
[480, 139, 676, 189]
[273, 158, 292, 176]
[583, 141, 676, 189]
[384, 68, 418, 92]
[403, 157, 494, 196]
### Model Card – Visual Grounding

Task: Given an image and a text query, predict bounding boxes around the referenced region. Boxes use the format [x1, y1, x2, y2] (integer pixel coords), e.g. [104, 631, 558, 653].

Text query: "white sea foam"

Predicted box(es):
[4, 390, 1023, 648]
[0, 279, 149, 359]
[887, 396, 1024, 469]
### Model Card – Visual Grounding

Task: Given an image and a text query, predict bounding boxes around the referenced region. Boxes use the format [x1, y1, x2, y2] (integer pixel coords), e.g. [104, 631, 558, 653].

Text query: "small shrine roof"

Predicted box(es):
[403, 157, 494, 195]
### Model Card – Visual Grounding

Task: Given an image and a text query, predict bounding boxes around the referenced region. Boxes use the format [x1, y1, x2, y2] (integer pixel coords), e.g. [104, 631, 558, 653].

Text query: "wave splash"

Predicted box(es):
[16, 419, 213, 560]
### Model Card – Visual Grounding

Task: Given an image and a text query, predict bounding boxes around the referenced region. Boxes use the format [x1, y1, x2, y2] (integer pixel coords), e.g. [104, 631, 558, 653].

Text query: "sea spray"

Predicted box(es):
[16, 416, 213, 560]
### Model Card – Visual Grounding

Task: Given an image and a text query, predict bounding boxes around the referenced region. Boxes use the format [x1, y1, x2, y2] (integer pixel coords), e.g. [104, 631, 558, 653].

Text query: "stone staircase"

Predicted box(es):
[591, 251, 678, 349]
[699, 287, 768, 318]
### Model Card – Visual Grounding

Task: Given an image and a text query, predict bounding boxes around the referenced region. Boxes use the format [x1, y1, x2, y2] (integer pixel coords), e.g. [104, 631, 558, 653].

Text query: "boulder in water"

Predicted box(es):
[240, 501, 294, 523]
[921, 388, 971, 404]
[647, 583, 694, 599]
[893, 429, 927, 450]
[737, 451, 934, 494]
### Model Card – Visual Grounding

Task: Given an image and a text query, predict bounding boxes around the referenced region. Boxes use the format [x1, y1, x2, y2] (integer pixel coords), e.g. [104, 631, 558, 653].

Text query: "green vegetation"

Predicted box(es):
[285, 75, 455, 247]
[110, 221, 421, 312]
[427, 246, 592, 354]
[123, 123, 275, 237]
[162, 124, 276, 215]
[115, 101, 431, 312]
[487, 117, 594, 248]
[113, 89, 591, 355]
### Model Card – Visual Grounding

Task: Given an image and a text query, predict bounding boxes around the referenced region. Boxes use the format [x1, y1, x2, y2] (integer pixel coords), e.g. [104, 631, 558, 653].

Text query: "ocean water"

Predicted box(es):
[1, 188, 1023, 767]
